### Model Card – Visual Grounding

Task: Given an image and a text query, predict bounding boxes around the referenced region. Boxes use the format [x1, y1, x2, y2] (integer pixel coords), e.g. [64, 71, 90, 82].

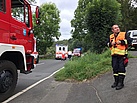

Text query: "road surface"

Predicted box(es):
[3, 50, 137, 103]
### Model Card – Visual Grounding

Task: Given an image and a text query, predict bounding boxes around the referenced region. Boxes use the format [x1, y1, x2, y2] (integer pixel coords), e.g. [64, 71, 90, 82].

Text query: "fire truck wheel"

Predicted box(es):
[0, 60, 18, 102]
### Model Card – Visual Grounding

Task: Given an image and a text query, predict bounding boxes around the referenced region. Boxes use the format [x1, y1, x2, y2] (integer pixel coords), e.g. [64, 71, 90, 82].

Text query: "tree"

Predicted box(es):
[33, 3, 61, 54]
[117, 0, 137, 31]
[71, 0, 90, 40]
[70, 0, 92, 53]
[86, 0, 121, 53]
[71, 0, 121, 53]
[130, 7, 137, 29]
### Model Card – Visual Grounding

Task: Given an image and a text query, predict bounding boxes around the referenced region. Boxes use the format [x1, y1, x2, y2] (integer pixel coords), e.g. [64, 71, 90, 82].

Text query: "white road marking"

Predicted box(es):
[2, 67, 64, 103]
[36, 62, 45, 66]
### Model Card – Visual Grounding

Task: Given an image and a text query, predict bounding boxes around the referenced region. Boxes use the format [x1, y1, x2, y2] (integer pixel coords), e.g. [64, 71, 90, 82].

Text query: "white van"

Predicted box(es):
[127, 30, 137, 49]
[55, 44, 68, 60]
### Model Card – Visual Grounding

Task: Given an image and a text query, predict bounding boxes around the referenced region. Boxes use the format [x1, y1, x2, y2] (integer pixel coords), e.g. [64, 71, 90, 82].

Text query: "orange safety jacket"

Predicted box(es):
[109, 32, 127, 55]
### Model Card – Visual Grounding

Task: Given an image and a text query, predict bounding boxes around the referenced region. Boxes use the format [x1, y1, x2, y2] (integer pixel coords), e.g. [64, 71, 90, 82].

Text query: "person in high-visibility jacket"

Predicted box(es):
[107, 24, 132, 90]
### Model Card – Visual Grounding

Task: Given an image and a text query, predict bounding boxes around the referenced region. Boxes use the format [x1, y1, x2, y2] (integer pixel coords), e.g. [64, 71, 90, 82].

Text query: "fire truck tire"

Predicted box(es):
[0, 60, 18, 102]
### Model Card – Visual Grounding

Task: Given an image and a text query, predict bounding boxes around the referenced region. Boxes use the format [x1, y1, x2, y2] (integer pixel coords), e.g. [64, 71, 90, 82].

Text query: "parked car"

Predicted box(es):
[73, 48, 81, 57]
[127, 30, 137, 49]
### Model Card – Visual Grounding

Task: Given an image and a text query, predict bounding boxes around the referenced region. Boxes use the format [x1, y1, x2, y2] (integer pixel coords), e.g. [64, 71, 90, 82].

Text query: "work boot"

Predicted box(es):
[111, 75, 119, 88]
[116, 75, 125, 90]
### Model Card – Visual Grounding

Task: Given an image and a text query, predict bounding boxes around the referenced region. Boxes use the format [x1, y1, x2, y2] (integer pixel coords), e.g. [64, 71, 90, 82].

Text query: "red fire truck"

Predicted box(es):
[0, 0, 40, 102]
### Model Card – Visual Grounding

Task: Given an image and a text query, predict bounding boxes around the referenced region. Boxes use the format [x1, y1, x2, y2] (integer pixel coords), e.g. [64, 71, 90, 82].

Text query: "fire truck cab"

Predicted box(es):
[0, 0, 40, 102]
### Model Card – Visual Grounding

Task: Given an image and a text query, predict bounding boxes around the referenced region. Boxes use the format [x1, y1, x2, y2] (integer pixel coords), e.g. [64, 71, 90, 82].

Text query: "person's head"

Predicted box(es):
[111, 24, 120, 34]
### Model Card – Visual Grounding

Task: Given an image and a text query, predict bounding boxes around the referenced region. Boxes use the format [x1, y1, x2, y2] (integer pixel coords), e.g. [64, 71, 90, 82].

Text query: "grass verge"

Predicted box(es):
[54, 49, 112, 82]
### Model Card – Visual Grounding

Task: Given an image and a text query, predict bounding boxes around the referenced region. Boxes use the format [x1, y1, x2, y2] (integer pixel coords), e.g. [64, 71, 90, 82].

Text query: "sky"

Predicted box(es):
[37, 0, 78, 40]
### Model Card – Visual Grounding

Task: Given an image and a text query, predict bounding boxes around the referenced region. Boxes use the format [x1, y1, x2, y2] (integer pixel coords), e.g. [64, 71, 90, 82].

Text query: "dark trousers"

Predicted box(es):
[112, 55, 126, 75]
[68, 55, 72, 59]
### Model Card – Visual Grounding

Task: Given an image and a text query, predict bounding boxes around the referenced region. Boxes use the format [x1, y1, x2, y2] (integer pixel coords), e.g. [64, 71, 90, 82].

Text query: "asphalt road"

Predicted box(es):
[14, 59, 66, 94]
[3, 59, 66, 103]
[3, 50, 137, 103]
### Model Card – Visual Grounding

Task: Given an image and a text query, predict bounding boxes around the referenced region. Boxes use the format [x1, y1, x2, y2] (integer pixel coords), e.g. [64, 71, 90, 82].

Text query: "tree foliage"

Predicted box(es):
[71, 0, 90, 40]
[86, 0, 121, 53]
[32, 0, 137, 55]
[44, 0, 137, 56]
[71, 0, 121, 53]
[33, 3, 61, 54]
[71, 0, 94, 52]
[117, 0, 137, 31]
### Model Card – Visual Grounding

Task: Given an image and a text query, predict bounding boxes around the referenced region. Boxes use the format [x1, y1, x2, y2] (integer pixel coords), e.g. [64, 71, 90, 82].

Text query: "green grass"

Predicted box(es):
[54, 49, 112, 81]
[54, 49, 137, 82]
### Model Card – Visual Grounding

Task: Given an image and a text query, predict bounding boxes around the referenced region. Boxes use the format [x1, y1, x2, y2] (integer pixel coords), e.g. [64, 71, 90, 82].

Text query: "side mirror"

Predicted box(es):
[35, 6, 40, 24]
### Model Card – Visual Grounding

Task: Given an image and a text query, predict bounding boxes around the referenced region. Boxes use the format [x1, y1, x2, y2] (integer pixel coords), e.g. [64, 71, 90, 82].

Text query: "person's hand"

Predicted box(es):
[116, 40, 121, 44]
[111, 42, 116, 45]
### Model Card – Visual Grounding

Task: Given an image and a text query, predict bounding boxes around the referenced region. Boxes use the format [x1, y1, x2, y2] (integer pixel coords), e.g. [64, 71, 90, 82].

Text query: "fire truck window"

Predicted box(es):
[25, 7, 29, 27]
[59, 47, 61, 50]
[0, 0, 6, 12]
[11, 4, 30, 27]
[11, 7, 25, 22]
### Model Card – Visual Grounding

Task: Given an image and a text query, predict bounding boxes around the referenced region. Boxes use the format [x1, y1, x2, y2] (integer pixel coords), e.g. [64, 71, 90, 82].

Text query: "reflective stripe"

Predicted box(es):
[111, 48, 126, 55]
[118, 73, 126, 75]
[124, 39, 128, 44]
[124, 39, 128, 55]
[125, 49, 128, 54]
[113, 74, 118, 76]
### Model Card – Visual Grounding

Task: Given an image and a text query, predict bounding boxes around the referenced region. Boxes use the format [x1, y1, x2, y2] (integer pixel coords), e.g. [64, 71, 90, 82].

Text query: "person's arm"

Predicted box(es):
[106, 37, 112, 47]
[125, 31, 133, 45]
